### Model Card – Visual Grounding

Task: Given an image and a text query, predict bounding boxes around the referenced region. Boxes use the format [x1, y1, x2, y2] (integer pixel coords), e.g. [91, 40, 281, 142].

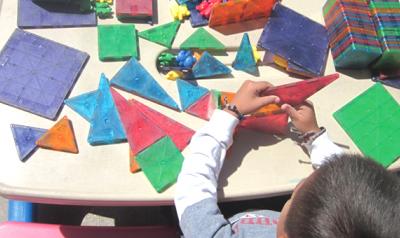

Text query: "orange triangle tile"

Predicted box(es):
[36, 116, 78, 153]
[129, 148, 141, 173]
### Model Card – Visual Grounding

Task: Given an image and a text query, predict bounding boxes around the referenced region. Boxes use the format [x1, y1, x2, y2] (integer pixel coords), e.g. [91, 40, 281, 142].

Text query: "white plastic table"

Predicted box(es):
[0, 0, 399, 206]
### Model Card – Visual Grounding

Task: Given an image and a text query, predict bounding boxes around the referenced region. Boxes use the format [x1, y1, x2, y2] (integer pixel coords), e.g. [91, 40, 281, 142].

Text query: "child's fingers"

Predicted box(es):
[281, 104, 299, 119]
[257, 95, 280, 106]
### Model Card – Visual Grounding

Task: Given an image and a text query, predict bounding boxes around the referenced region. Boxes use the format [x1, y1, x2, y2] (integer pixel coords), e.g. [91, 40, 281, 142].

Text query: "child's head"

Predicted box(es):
[277, 154, 400, 238]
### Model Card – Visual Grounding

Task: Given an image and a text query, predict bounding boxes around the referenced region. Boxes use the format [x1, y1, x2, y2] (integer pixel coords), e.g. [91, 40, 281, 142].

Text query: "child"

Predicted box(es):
[174, 80, 400, 237]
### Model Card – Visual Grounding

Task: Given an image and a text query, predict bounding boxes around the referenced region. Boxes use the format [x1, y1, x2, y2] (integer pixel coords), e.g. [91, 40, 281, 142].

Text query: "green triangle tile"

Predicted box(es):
[138, 21, 181, 49]
[333, 83, 400, 167]
[136, 136, 184, 193]
[180, 28, 226, 50]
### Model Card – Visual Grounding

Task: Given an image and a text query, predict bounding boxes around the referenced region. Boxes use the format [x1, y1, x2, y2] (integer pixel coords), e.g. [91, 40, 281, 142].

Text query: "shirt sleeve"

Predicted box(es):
[174, 109, 239, 221]
[309, 131, 344, 168]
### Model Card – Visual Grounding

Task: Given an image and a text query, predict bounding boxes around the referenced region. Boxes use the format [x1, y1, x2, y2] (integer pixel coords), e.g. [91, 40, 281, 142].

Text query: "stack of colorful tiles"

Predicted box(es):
[369, 1, 400, 69]
[258, 4, 329, 78]
[323, 0, 382, 68]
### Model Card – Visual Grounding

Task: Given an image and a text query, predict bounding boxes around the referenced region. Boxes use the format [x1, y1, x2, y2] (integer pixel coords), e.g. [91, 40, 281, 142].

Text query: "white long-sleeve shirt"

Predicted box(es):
[175, 110, 343, 237]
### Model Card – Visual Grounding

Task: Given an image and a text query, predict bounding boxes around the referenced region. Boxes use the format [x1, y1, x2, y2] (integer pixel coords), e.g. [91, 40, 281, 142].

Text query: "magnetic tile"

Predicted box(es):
[64, 90, 98, 122]
[189, 9, 209, 28]
[192, 51, 231, 79]
[97, 24, 138, 61]
[333, 83, 400, 167]
[11, 124, 47, 161]
[177, 79, 209, 111]
[258, 4, 329, 76]
[232, 33, 258, 75]
[239, 113, 289, 135]
[138, 21, 180, 49]
[111, 89, 164, 154]
[264, 73, 339, 105]
[36, 116, 78, 153]
[136, 136, 184, 193]
[208, 0, 275, 27]
[116, 0, 153, 20]
[87, 74, 126, 145]
[180, 28, 226, 50]
[0, 29, 88, 120]
[185, 92, 216, 120]
[18, 0, 97, 29]
[131, 99, 195, 151]
[110, 58, 180, 110]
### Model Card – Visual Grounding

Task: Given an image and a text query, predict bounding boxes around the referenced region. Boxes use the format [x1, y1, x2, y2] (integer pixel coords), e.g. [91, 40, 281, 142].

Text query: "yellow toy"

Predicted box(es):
[170, 4, 190, 21]
[166, 70, 184, 81]
[252, 46, 261, 63]
[96, 0, 113, 4]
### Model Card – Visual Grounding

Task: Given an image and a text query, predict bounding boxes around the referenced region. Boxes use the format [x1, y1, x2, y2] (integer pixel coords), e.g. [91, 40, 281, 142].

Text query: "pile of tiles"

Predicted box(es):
[323, 0, 400, 70]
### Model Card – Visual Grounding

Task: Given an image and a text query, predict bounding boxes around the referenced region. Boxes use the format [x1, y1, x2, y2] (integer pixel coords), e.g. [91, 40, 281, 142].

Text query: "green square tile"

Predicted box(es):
[97, 24, 138, 61]
[333, 83, 400, 167]
[136, 136, 184, 193]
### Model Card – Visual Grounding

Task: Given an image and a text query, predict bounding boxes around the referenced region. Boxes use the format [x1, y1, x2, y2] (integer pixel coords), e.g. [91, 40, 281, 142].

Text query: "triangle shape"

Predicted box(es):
[130, 98, 195, 151]
[232, 33, 258, 75]
[138, 21, 181, 48]
[110, 58, 180, 110]
[111, 89, 165, 154]
[177, 79, 209, 111]
[11, 124, 47, 161]
[129, 149, 141, 173]
[87, 74, 127, 146]
[192, 51, 231, 79]
[185, 92, 216, 121]
[64, 90, 99, 122]
[239, 113, 289, 135]
[264, 73, 340, 105]
[36, 116, 78, 153]
[180, 28, 226, 50]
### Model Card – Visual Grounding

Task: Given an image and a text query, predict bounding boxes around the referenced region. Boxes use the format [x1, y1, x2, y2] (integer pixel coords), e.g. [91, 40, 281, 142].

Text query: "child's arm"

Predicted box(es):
[175, 81, 280, 237]
[281, 102, 343, 167]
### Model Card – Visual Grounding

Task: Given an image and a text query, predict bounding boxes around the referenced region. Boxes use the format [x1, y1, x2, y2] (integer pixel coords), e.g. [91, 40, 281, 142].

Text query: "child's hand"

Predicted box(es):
[226, 80, 280, 117]
[281, 102, 320, 133]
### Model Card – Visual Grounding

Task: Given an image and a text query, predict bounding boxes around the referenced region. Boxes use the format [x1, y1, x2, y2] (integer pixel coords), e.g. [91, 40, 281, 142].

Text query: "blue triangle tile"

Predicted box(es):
[110, 58, 180, 110]
[64, 90, 99, 122]
[232, 33, 258, 75]
[87, 74, 127, 146]
[192, 52, 231, 79]
[177, 79, 209, 111]
[11, 124, 47, 161]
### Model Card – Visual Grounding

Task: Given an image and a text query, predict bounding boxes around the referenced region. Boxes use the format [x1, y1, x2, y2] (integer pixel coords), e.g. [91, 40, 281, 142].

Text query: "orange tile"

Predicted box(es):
[36, 116, 78, 153]
[129, 149, 141, 173]
[219, 91, 281, 116]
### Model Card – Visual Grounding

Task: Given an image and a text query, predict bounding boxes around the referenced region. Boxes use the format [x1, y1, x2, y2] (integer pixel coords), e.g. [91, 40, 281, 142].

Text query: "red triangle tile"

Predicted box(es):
[239, 113, 289, 135]
[131, 99, 195, 151]
[111, 89, 165, 154]
[185, 92, 216, 121]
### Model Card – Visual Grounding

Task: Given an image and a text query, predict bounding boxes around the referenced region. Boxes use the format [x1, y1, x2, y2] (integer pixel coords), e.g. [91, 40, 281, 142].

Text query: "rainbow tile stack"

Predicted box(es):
[369, 1, 400, 69]
[323, 0, 382, 69]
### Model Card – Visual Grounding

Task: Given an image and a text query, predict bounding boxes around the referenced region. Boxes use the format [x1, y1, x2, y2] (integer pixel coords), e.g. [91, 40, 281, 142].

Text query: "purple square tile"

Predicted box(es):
[0, 29, 89, 120]
[18, 0, 97, 29]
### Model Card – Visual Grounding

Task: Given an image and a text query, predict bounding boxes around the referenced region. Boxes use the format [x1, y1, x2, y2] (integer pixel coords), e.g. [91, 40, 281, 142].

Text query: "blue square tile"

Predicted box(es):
[18, 0, 97, 29]
[258, 4, 329, 76]
[0, 29, 89, 120]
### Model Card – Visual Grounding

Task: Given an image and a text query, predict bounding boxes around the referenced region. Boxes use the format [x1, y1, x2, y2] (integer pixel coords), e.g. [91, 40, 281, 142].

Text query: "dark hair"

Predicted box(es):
[285, 154, 400, 238]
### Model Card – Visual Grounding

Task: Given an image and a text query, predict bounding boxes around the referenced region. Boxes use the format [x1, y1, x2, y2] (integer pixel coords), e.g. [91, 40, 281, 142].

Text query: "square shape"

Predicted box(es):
[136, 136, 184, 193]
[18, 0, 97, 29]
[258, 4, 329, 76]
[116, 0, 153, 20]
[97, 24, 138, 61]
[0, 29, 89, 120]
[333, 83, 400, 167]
